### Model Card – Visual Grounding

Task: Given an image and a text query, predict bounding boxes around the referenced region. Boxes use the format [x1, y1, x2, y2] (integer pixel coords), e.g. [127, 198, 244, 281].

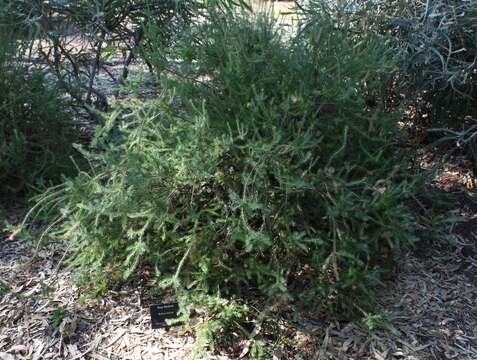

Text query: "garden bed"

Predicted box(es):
[1, 171, 475, 360]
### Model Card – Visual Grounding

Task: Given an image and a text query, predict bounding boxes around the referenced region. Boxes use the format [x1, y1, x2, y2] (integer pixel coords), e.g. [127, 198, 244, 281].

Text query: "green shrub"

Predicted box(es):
[0, 0, 198, 117]
[32, 4, 420, 350]
[390, 0, 477, 122]
[377, 0, 477, 161]
[0, 32, 77, 194]
[322, 0, 477, 159]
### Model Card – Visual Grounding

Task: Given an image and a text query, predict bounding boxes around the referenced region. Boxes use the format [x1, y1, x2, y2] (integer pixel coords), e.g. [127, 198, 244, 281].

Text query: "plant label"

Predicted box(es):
[149, 302, 179, 329]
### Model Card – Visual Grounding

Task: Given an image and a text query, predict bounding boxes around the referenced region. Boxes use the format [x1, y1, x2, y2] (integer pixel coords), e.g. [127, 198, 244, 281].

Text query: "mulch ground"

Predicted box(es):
[1, 170, 476, 360]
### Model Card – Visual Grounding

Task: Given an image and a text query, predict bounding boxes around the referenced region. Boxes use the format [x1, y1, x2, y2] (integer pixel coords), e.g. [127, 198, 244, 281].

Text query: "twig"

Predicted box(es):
[239, 294, 289, 358]
[21, 215, 66, 270]
[70, 336, 103, 360]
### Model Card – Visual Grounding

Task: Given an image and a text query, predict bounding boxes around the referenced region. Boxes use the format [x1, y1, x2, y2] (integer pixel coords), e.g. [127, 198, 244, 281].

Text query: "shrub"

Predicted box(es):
[32, 4, 420, 350]
[0, 29, 77, 195]
[389, 0, 477, 122]
[0, 0, 197, 118]
[326, 0, 477, 159]
[377, 0, 477, 161]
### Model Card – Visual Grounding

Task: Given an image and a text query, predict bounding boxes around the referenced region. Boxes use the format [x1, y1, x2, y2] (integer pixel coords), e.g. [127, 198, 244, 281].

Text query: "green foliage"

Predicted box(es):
[362, 311, 401, 336]
[51, 306, 70, 328]
[322, 0, 477, 161]
[390, 0, 477, 116]
[250, 340, 266, 360]
[50, 304, 76, 339]
[0, 31, 77, 195]
[0, 282, 8, 300]
[385, 0, 477, 160]
[32, 3, 421, 350]
[0, 0, 199, 117]
[362, 312, 386, 331]
[178, 292, 250, 354]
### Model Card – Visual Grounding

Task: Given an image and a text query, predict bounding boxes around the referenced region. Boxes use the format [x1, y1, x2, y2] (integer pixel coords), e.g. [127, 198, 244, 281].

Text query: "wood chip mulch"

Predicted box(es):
[0, 237, 211, 360]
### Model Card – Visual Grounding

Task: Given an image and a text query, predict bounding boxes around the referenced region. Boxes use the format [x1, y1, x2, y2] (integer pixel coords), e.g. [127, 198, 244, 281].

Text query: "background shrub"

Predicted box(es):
[384, 0, 477, 161]
[390, 0, 477, 120]
[0, 29, 77, 195]
[0, 0, 197, 119]
[32, 3, 421, 349]
[325, 0, 477, 160]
